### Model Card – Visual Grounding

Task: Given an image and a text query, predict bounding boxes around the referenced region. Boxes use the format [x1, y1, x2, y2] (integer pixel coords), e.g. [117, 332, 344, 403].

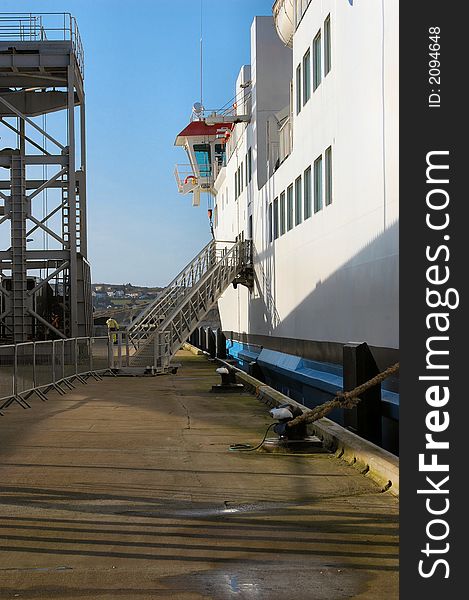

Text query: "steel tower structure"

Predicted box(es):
[0, 13, 91, 342]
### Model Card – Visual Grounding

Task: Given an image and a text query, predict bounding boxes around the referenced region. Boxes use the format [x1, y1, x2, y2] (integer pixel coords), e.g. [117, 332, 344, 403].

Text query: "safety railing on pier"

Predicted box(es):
[0, 336, 109, 412]
[0, 12, 84, 76]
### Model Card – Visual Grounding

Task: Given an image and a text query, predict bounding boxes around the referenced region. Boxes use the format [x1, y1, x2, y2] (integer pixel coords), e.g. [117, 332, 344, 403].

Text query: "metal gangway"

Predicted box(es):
[125, 239, 253, 370]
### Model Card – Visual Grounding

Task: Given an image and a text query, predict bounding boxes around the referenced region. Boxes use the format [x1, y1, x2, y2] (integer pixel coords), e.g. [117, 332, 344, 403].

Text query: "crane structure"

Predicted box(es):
[0, 13, 91, 343]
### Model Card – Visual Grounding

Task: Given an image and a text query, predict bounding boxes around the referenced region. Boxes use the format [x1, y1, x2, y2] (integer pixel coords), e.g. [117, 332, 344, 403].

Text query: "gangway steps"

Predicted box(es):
[126, 240, 216, 352]
[126, 239, 252, 368]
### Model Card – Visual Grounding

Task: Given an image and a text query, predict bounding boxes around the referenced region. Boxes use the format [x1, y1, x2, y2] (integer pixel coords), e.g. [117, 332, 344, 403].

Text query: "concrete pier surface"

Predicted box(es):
[0, 351, 398, 599]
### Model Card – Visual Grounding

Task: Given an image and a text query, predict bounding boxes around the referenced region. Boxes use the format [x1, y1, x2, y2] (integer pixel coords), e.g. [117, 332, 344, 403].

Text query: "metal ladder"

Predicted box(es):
[127, 239, 252, 368]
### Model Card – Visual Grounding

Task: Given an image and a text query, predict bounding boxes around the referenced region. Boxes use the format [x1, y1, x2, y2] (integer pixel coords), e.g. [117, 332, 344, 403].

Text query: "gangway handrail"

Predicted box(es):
[128, 239, 214, 329]
[127, 240, 238, 352]
[0, 336, 110, 412]
[128, 239, 252, 368]
[154, 240, 247, 368]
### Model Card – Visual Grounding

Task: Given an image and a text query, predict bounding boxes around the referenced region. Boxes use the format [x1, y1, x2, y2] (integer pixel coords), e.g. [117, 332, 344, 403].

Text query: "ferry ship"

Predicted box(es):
[174, 0, 399, 451]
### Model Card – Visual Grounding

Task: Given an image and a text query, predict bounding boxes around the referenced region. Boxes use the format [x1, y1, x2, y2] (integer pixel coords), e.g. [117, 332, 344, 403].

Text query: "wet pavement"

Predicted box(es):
[0, 351, 398, 599]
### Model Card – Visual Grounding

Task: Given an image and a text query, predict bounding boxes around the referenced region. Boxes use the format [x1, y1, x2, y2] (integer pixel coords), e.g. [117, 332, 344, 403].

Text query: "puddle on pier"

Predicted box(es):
[163, 561, 370, 599]
[119, 500, 296, 519]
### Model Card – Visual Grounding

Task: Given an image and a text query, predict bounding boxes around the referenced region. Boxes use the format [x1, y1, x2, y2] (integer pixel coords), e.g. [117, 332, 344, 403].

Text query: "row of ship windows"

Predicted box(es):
[297, 14, 331, 113]
[268, 146, 332, 243]
[234, 148, 252, 199]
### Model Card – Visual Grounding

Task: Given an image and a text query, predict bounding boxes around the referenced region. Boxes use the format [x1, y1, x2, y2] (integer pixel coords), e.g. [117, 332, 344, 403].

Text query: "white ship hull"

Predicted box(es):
[213, 0, 398, 364]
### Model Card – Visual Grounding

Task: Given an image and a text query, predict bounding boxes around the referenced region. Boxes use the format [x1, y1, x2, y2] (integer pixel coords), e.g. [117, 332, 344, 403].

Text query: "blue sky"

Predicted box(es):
[2, 0, 271, 285]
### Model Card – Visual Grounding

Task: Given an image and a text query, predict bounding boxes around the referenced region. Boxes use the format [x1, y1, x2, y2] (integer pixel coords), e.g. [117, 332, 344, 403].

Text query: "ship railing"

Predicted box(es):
[0, 12, 84, 76]
[149, 239, 251, 369]
[0, 336, 111, 412]
[191, 106, 237, 121]
[127, 239, 251, 367]
[191, 88, 252, 122]
[174, 163, 215, 194]
[174, 164, 200, 194]
[191, 108, 235, 121]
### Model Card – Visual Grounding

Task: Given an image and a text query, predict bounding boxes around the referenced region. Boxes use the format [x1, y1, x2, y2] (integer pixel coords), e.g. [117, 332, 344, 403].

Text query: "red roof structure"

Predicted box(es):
[175, 121, 233, 146]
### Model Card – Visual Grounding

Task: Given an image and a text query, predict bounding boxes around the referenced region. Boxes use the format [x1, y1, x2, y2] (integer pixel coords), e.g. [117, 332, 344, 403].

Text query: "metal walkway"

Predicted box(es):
[127, 239, 252, 368]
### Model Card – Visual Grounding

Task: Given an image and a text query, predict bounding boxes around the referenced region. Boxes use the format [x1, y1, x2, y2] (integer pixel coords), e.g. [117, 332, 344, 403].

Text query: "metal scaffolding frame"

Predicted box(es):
[0, 13, 91, 343]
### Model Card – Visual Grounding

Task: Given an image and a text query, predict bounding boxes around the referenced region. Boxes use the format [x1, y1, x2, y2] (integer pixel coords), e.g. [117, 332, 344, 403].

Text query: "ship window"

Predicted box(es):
[296, 64, 302, 114]
[215, 143, 226, 168]
[268, 202, 273, 243]
[304, 166, 312, 219]
[279, 191, 286, 235]
[313, 30, 322, 91]
[247, 148, 252, 182]
[314, 155, 323, 213]
[295, 175, 303, 225]
[287, 184, 294, 231]
[193, 144, 211, 177]
[325, 146, 333, 205]
[273, 196, 279, 239]
[324, 15, 331, 76]
[303, 49, 311, 105]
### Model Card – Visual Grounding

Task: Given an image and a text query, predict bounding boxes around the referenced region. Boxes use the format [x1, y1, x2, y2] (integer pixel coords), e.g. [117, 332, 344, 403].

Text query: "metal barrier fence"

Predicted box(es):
[0, 336, 110, 411]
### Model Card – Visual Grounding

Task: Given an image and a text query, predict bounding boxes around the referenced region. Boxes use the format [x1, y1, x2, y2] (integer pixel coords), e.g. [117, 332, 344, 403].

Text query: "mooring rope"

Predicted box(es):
[286, 362, 400, 429]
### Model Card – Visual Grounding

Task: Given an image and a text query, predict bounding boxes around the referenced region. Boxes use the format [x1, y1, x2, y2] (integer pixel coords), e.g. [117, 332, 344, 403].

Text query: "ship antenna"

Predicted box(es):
[200, 0, 203, 107]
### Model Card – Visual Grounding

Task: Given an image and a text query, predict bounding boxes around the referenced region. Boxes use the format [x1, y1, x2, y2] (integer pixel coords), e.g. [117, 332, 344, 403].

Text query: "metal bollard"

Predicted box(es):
[211, 366, 244, 393]
[343, 342, 382, 446]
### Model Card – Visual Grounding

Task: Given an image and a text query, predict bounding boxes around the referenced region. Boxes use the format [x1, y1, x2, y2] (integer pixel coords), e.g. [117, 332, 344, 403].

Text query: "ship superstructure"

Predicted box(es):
[175, 0, 399, 450]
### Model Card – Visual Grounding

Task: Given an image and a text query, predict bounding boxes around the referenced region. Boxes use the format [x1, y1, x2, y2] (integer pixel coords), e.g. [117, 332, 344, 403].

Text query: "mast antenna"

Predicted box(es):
[200, 0, 203, 106]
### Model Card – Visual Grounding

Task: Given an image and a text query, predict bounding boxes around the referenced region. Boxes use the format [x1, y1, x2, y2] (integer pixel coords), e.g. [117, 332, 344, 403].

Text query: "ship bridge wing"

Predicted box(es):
[174, 120, 233, 201]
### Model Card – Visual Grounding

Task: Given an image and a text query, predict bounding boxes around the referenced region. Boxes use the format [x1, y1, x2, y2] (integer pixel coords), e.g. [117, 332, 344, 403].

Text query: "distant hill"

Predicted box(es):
[92, 282, 163, 312]
[92, 283, 163, 293]
[92, 283, 221, 331]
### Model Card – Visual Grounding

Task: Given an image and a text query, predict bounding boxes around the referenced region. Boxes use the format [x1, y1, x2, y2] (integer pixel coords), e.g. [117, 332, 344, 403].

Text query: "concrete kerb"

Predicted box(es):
[202, 350, 399, 497]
